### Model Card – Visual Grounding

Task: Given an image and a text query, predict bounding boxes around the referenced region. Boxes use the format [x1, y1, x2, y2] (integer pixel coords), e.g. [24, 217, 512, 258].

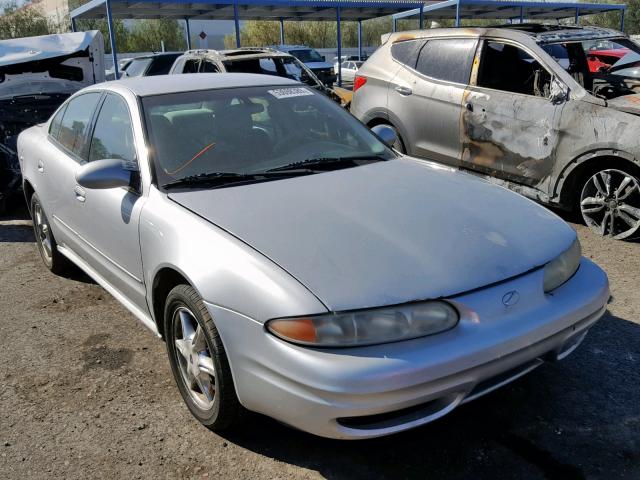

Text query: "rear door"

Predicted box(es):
[43, 92, 102, 249]
[388, 37, 477, 166]
[462, 39, 563, 187]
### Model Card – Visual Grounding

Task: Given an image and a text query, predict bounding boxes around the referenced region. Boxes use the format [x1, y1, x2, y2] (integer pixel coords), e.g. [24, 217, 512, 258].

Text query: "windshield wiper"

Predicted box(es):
[264, 155, 389, 173]
[162, 170, 314, 190]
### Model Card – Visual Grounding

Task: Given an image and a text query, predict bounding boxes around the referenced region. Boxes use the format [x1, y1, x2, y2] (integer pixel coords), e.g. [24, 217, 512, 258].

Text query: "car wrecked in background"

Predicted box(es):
[168, 48, 348, 106]
[352, 25, 640, 240]
[0, 31, 104, 212]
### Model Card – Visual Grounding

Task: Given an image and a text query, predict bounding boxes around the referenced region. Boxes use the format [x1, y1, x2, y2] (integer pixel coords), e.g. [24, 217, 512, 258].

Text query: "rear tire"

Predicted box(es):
[579, 167, 640, 240]
[164, 284, 243, 431]
[30, 193, 71, 274]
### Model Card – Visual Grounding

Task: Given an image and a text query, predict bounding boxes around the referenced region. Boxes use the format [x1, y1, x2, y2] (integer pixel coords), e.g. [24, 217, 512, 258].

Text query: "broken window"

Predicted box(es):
[477, 41, 551, 98]
[415, 39, 477, 85]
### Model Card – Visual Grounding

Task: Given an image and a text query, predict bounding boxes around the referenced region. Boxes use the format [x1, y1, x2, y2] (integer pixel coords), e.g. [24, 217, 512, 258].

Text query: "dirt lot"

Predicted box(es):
[0, 200, 638, 480]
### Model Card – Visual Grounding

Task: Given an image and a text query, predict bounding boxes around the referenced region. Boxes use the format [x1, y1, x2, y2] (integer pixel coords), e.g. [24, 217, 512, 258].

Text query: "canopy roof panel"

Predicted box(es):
[394, 0, 626, 21]
[71, 0, 427, 21]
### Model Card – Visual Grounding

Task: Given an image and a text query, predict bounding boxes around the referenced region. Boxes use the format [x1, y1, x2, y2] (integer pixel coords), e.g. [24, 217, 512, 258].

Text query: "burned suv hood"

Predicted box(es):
[607, 94, 640, 115]
[169, 158, 575, 311]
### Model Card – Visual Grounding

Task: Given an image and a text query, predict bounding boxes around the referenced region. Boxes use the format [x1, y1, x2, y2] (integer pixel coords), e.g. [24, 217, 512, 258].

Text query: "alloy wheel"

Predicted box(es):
[173, 307, 217, 410]
[580, 168, 640, 240]
[33, 201, 53, 262]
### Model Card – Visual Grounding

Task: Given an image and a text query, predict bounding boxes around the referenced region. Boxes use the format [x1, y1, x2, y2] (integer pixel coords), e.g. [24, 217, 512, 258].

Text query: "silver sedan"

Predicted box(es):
[18, 74, 609, 439]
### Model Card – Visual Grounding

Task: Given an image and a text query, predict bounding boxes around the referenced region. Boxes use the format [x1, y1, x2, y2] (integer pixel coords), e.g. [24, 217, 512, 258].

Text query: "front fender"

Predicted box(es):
[140, 187, 328, 325]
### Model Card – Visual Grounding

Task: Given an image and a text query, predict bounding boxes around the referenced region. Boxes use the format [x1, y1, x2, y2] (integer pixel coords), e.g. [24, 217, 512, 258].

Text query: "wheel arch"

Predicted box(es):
[22, 179, 35, 214]
[151, 265, 196, 340]
[554, 151, 640, 210]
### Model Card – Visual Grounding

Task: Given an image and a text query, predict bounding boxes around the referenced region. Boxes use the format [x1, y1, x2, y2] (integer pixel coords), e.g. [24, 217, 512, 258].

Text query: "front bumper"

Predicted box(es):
[206, 258, 609, 439]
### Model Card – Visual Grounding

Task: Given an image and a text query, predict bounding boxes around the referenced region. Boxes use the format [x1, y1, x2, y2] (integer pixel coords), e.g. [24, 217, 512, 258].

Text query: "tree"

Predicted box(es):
[224, 17, 394, 50]
[0, 1, 55, 39]
[127, 19, 185, 52]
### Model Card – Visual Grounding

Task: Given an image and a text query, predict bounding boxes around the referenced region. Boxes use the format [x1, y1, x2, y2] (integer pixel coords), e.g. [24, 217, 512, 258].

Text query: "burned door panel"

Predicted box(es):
[461, 89, 562, 187]
[461, 40, 563, 190]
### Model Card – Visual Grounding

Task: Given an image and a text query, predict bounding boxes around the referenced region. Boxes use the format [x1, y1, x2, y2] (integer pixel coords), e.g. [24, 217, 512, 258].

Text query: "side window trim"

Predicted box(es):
[49, 91, 104, 164]
[471, 38, 556, 98]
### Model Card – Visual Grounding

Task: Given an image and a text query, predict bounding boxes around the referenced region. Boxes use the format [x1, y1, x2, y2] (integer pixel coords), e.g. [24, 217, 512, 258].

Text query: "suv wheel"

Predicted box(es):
[164, 284, 243, 430]
[30, 193, 71, 274]
[580, 167, 640, 240]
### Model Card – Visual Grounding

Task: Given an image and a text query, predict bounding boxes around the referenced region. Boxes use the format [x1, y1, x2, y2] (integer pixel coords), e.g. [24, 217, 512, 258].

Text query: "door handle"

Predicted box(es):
[394, 86, 413, 96]
[74, 185, 86, 203]
[37, 159, 44, 173]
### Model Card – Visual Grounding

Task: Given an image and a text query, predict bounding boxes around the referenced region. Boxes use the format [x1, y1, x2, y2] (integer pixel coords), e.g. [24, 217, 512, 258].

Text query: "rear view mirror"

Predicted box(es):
[76, 159, 133, 189]
[371, 124, 398, 148]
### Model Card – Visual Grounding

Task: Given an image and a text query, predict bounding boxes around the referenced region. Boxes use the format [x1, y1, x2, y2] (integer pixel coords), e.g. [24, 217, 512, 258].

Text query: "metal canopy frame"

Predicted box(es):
[69, 0, 425, 82]
[392, 0, 627, 30]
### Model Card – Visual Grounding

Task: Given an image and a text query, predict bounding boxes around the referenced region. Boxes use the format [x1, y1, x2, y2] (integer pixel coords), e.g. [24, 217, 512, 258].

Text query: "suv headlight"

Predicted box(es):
[266, 301, 459, 347]
[543, 238, 581, 293]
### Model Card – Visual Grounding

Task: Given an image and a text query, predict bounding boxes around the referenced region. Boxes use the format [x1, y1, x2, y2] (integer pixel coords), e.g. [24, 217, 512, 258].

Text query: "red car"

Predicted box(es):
[586, 47, 630, 72]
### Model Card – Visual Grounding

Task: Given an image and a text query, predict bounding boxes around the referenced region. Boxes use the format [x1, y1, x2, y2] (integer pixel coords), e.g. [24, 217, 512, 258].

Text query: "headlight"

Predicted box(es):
[543, 238, 581, 293]
[266, 301, 459, 347]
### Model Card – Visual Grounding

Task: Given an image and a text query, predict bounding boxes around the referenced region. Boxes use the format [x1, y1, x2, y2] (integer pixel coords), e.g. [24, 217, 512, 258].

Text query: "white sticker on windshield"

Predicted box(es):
[268, 87, 314, 99]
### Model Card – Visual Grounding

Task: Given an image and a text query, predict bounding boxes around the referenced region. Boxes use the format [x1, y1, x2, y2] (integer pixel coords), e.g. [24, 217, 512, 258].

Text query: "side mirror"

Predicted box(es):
[76, 159, 133, 189]
[371, 124, 398, 148]
[549, 77, 569, 104]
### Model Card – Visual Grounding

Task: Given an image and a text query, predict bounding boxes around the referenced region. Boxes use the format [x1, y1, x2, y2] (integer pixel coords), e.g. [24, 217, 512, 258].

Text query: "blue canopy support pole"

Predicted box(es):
[279, 18, 285, 45]
[392, 17, 397, 32]
[71, 16, 77, 32]
[234, 1, 241, 48]
[357, 19, 363, 60]
[520, 6, 524, 23]
[419, 4, 424, 29]
[337, 6, 342, 86]
[455, 0, 461, 27]
[621, 9, 625, 32]
[105, 0, 119, 80]
[575, 7, 580, 24]
[185, 18, 192, 49]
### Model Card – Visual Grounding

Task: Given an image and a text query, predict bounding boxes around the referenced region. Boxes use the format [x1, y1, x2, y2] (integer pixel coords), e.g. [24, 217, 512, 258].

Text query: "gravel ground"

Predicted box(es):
[0, 200, 638, 480]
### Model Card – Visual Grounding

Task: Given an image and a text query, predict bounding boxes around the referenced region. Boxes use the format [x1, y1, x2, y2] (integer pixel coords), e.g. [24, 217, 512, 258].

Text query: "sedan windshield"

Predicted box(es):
[143, 85, 395, 189]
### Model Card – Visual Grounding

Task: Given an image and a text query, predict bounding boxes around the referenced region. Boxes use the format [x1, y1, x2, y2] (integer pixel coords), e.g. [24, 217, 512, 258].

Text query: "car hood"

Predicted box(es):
[305, 61, 333, 70]
[607, 94, 640, 115]
[169, 158, 575, 311]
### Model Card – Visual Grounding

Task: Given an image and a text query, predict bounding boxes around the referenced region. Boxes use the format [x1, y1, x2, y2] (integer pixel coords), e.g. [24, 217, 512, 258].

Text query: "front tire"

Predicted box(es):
[164, 284, 243, 431]
[579, 167, 640, 240]
[30, 193, 71, 274]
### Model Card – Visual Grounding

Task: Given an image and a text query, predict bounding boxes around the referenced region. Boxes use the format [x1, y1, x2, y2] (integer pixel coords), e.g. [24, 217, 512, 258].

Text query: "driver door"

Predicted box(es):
[72, 93, 148, 313]
[462, 39, 565, 187]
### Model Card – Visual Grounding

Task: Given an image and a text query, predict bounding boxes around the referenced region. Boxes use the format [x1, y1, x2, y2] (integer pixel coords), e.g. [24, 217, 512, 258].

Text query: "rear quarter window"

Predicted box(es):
[415, 38, 477, 84]
[390, 39, 426, 69]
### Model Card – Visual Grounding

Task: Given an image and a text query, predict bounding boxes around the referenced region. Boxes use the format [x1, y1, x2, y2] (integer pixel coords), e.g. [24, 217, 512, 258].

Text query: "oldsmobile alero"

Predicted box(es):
[17, 74, 610, 439]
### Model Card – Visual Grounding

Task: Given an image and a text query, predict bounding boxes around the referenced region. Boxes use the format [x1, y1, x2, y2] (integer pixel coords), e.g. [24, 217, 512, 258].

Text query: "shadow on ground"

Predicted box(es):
[219, 313, 639, 480]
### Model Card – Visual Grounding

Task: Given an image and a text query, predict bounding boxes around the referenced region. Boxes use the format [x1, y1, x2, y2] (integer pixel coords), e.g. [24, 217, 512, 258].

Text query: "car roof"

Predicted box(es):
[131, 52, 183, 60]
[385, 25, 625, 45]
[99, 73, 299, 97]
[178, 48, 289, 61]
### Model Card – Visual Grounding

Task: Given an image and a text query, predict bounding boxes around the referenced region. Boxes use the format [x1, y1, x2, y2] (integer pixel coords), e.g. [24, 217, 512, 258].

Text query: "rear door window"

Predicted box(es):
[415, 38, 477, 84]
[390, 39, 426, 69]
[56, 92, 102, 161]
[48, 104, 67, 140]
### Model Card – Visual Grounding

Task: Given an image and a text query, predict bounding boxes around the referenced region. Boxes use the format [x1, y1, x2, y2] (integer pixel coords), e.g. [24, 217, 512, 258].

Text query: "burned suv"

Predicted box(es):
[352, 25, 640, 240]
